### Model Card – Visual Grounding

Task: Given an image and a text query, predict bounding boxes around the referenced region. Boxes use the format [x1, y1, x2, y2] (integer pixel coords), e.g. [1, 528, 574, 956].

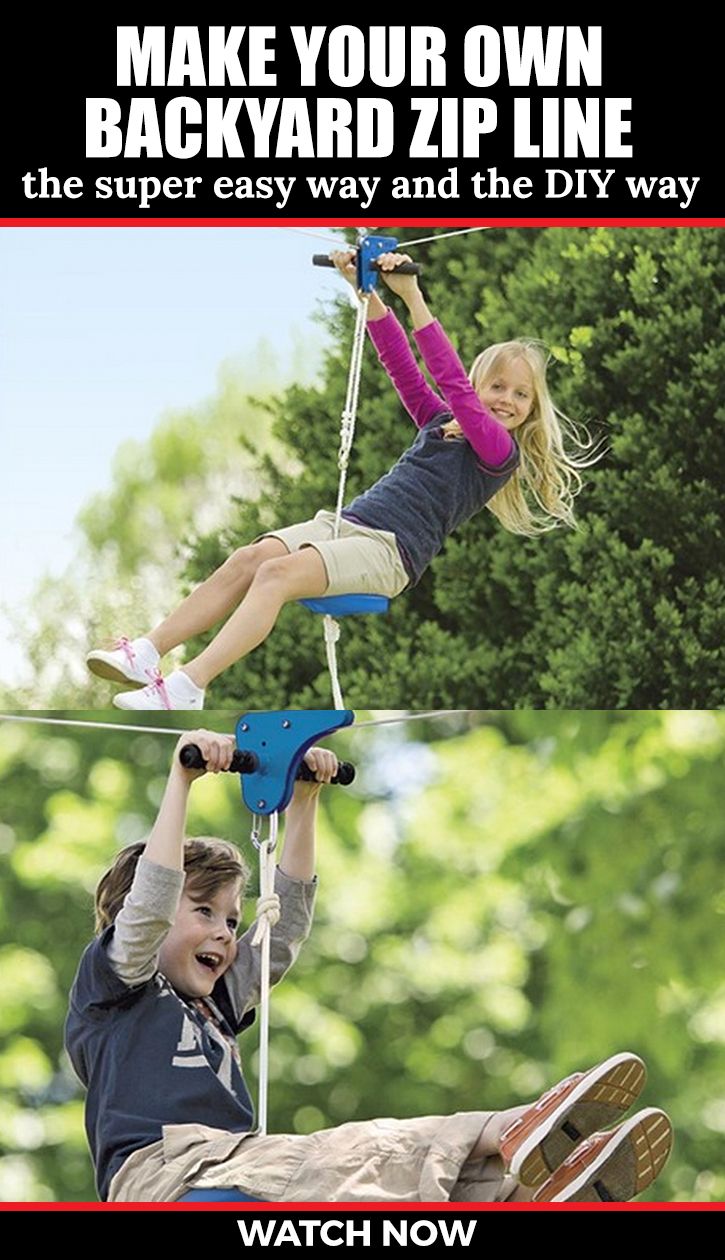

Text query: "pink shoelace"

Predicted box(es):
[114, 636, 136, 670]
[144, 668, 172, 710]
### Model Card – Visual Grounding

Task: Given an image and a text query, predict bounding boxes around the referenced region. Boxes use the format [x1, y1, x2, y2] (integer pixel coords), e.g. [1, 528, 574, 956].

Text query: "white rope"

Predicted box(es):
[333, 293, 370, 533]
[319, 285, 371, 710]
[250, 809, 279, 1137]
[323, 616, 345, 710]
[251, 892, 281, 947]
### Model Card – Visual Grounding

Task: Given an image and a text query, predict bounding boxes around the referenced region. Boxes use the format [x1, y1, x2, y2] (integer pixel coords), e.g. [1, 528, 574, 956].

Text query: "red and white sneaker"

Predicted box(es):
[87, 636, 159, 687]
[500, 1052, 647, 1188]
[534, 1108, 673, 1202]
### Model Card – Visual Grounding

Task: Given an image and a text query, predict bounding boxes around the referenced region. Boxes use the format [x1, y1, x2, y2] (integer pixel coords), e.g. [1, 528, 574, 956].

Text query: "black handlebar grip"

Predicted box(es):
[312, 254, 421, 276]
[179, 745, 258, 775]
[179, 745, 355, 787]
[296, 760, 356, 787]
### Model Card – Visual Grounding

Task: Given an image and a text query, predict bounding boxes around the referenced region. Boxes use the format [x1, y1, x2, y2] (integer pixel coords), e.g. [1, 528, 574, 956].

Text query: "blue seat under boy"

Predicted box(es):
[178, 1187, 263, 1202]
[299, 594, 390, 616]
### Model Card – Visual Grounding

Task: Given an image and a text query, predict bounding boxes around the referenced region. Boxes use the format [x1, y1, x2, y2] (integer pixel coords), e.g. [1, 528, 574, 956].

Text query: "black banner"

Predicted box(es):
[1, 1204, 723, 1247]
[2, 21, 722, 221]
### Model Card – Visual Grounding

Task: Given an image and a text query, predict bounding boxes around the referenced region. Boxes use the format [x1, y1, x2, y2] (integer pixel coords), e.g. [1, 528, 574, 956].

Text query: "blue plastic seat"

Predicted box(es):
[299, 594, 390, 616]
[177, 1188, 262, 1202]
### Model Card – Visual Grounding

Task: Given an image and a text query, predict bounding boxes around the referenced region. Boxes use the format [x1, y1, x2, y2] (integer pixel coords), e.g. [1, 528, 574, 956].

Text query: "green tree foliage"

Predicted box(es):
[181, 228, 725, 708]
[1, 710, 723, 1202]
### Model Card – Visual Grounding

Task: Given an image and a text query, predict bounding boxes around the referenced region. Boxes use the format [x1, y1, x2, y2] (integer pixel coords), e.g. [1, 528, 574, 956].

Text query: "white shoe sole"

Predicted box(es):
[87, 650, 146, 687]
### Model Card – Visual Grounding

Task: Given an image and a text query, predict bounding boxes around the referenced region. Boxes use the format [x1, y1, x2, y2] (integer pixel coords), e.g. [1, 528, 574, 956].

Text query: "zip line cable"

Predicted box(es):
[283, 227, 348, 247]
[0, 710, 475, 737]
[402, 226, 493, 248]
[286, 225, 492, 251]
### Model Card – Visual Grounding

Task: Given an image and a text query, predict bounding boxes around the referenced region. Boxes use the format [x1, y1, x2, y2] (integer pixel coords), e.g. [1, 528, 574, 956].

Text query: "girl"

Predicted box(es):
[66, 730, 673, 1203]
[87, 250, 596, 710]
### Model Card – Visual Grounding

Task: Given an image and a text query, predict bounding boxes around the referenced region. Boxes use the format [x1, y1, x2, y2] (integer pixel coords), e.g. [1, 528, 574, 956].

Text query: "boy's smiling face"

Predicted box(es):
[158, 878, 241, 998]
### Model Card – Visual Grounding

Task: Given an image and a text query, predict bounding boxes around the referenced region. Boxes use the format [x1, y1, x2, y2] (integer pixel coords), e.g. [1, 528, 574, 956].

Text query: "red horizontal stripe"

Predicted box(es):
[1, 219, 724, 229]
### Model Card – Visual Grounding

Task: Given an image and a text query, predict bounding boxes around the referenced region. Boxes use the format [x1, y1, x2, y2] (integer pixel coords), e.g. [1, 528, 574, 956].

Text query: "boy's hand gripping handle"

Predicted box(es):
[179, 744, 356, 786]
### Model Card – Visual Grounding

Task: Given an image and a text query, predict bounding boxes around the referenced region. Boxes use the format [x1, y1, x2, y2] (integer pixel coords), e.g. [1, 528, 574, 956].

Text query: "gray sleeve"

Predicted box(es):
[224, 866, 317, 1023]
[106, 856, 185, 986]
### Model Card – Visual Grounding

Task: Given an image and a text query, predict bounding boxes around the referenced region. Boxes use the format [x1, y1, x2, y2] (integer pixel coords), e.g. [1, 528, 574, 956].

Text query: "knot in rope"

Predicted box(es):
[251, 891, 281, 947]
[323, 615, 341, 645]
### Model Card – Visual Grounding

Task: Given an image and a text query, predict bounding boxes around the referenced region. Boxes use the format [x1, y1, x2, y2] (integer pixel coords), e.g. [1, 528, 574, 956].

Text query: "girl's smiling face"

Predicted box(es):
[158, 878, 241, 998]
[478, 356, 535, 430]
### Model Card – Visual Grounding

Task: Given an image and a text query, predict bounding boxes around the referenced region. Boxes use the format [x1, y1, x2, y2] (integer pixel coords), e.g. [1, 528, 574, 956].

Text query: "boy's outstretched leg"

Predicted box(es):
[113, 547, 329, 709]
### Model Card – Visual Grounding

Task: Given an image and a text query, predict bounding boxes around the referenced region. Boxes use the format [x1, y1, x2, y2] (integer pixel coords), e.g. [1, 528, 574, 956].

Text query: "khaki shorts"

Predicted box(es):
[261, 510, 409, 599]
[108, 1112, 510, 1203]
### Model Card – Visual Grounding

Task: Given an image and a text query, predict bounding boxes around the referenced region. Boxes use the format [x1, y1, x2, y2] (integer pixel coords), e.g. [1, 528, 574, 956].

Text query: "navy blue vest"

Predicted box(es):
[65, 929, 255, 1200]
[344, 415, 519, 585]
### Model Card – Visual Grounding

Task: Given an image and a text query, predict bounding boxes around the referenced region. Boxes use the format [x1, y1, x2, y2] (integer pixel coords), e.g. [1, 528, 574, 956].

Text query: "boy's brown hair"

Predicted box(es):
[94, 838, 251, 934]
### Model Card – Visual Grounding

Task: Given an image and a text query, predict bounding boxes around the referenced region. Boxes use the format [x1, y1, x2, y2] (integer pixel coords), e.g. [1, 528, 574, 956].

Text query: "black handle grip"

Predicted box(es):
[312, 254, 421, 276]
[179, 745, 355, 787]
[296, 760, 356, 787]
[180, 746, 258, 774]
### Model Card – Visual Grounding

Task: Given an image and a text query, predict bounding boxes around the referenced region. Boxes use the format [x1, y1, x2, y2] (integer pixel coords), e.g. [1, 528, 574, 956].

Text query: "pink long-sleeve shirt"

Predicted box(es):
[342, 309, 519, 585]
[368, 309, 516, 466]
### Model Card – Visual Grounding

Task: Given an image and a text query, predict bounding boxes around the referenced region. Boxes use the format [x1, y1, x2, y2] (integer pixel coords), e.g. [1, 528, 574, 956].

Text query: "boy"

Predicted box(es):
[66, 730, 673, 1203]
[66, 729, 333, 1201]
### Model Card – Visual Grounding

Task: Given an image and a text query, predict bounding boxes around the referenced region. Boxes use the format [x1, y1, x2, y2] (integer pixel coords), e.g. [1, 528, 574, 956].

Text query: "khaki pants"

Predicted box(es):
[108, 1113, 510, 1203]
[260, 511, 409, 599]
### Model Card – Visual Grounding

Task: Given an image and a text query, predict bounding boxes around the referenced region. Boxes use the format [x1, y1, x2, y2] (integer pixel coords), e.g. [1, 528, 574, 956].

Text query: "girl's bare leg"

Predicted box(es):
[181, 548, 329, 689]
[146, 538, 290, 657]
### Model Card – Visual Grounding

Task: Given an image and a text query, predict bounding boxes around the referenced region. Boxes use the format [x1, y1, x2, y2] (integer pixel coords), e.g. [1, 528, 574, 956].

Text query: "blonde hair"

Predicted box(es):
[444, 339, 600, 535]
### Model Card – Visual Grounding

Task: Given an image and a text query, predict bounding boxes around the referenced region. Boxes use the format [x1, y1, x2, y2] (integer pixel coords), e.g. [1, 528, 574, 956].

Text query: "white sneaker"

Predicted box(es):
[87, 636, 159, 687]
[113, 668, 205, 711]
